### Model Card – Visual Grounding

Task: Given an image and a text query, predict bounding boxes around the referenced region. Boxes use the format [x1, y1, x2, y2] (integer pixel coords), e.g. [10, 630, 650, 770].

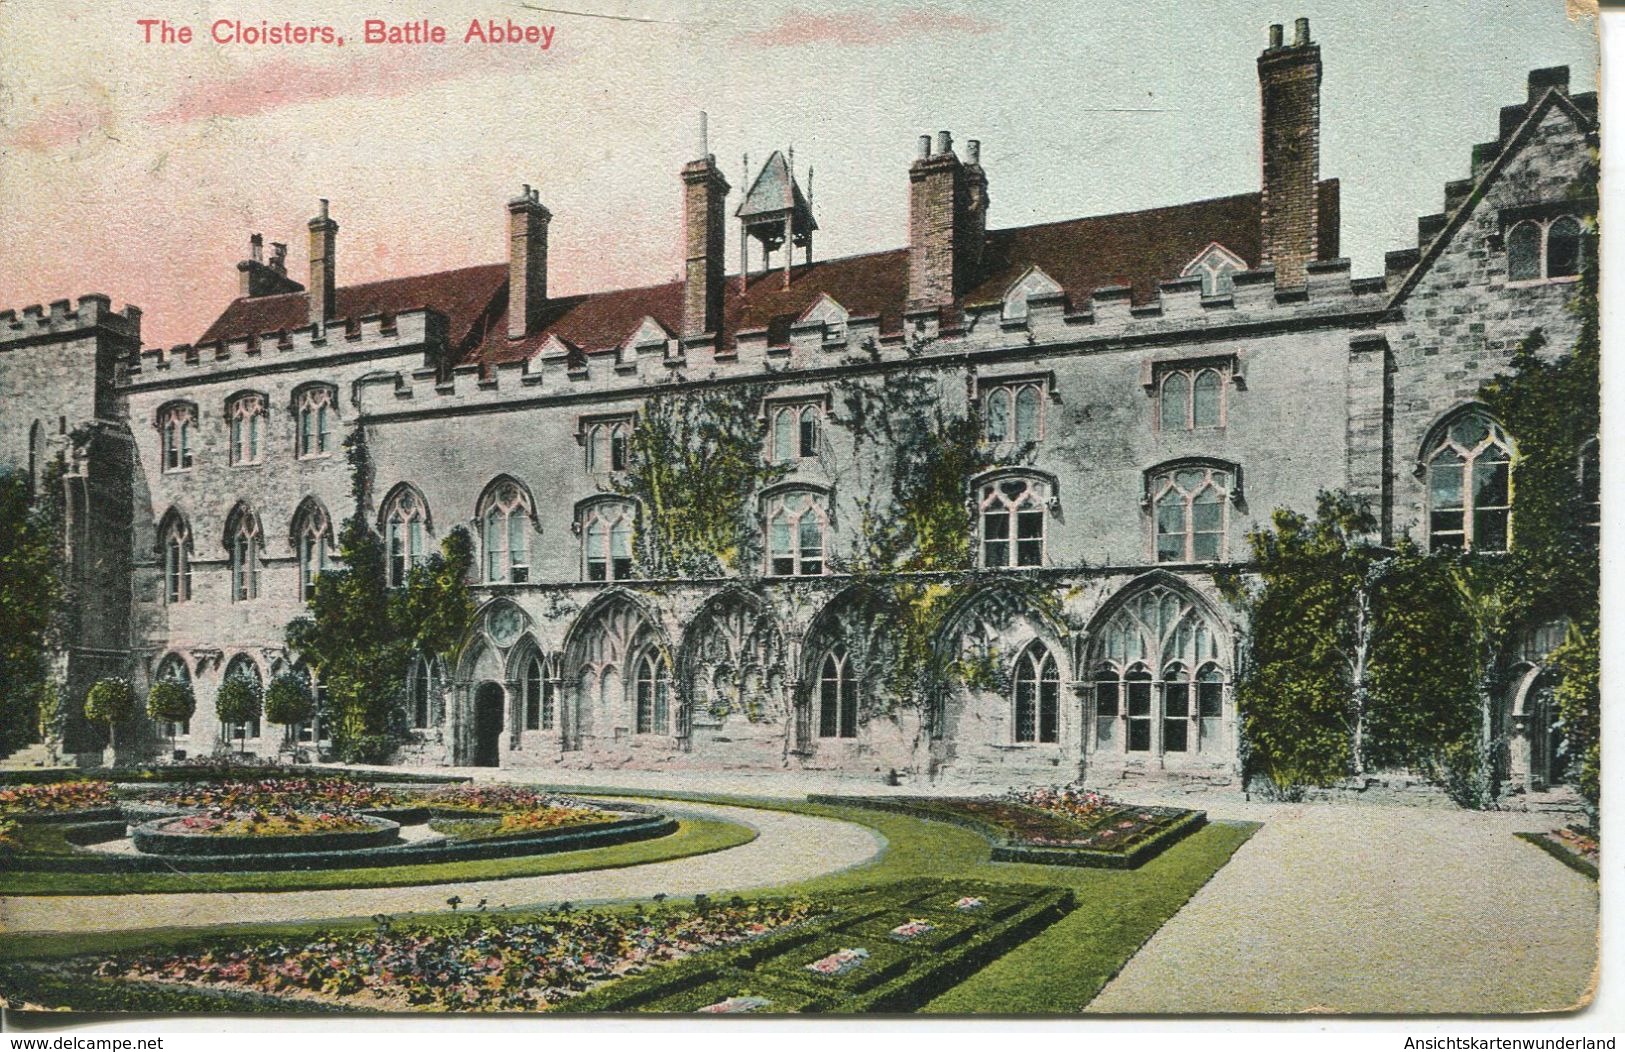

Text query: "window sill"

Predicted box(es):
[1507, 275, 1581, 288]
[991, 742, 1062, 751]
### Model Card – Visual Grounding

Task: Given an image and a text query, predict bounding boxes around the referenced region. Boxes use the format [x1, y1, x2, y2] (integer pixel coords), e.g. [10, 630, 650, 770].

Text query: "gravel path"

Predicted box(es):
[0, 799, 885, 935]
[1086, 803, 1599, 1014]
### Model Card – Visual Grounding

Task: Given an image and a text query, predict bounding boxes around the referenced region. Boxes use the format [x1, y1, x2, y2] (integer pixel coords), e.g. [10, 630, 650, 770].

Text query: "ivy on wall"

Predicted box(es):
[0, 460, 70, 756]
[286, 427, 475, 763]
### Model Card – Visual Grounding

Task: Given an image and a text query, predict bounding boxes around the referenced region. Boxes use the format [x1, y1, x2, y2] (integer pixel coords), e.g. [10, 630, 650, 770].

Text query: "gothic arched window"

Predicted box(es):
[294, 384, 336, 458]
[818, 647, 857, 739]
[158, 402, 196, 472]
[479, 480, 533, 583]
[1151, 464, 1232, 563]
[226, 392, 266, 466]
[522, 653, 554, 731]
[579, 499, 635, 582]
[226, 505, 262, 601]
[769, 402, 823, 464]
[293, 500, 332, 602]
[160, 511, 192, 604]
[382, 486, 430, 588]
[634, 650, 670, 734]
[978, 474, 1048, 568]
[1507, 221, 1542, 282]
[1426, 412, 1512, 552]
[982, 381, 1044, 445]
[585, 418, 632, 473]
[1012, 643, 1059, 744]
[1547, 216, 1583, 279]
[765, 489, 827, 577]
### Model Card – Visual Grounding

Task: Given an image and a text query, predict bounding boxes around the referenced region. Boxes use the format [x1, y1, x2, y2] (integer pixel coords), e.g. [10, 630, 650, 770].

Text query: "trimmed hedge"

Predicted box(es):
[131, 815, 403, 857]
[7, 812, 677, 874]
[561, 879, 1076, 1014]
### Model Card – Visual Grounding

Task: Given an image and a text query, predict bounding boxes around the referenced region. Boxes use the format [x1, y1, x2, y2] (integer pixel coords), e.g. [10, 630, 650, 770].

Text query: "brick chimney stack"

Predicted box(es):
[681, 113, 731, 342]
[237, 232, 304, 299]
[308, 199, 338, 330]
[1258, 17, 1321, 287]
[908, 129, 988, 310]
[507, 184, 551, 339]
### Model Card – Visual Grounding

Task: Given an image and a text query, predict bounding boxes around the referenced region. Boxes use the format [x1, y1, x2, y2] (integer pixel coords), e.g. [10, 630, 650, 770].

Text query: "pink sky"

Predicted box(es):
[0, 0, 1597, 349]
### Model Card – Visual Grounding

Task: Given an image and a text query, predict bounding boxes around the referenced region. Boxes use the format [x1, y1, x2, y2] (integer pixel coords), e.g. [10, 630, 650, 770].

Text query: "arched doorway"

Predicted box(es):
[1521, 670, 1568, 790]
[473, 682, 505, 767]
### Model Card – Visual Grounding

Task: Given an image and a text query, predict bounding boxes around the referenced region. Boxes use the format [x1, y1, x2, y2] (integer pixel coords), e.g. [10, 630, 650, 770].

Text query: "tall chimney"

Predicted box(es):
[308, 199, 338, 329]
[681, 116, 730, 341]
[507, 184, 551, 339]
[908, 130, 988, 309]
[237, 232, 304, 299]
[1258, 18, 1321, 287]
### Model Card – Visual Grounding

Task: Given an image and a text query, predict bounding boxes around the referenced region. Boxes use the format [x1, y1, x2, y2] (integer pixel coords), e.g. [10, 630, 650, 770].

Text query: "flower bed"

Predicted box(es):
[433, 805, 617, 841]
[145, 778, 404, 813]
[0, 816, 19, 853]
[131, 813, 402, 857]
[412, 785, 562, 815]
[1516, 826, 1599, 880]
[806, 790, 1204, 868]
[84, 899, 819, 1012]
[0, 781, 115, 817]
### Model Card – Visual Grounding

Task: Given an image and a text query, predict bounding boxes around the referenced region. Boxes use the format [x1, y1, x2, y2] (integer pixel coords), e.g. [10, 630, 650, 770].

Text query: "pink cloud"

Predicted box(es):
[6, 100, 115, 151]
[147, 45, 553, 126]
[736, 7, 997, 48]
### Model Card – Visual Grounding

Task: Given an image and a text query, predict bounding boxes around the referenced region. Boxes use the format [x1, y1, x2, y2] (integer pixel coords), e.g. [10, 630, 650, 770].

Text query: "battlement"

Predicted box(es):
[0, 294, 142, 347]
[122, 309, 446, 387]
[356, 264, 1389, 420]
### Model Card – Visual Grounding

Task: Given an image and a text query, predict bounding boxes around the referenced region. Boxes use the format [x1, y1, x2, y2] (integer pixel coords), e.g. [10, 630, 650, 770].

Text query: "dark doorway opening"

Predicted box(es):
[473, 682, 505, 767]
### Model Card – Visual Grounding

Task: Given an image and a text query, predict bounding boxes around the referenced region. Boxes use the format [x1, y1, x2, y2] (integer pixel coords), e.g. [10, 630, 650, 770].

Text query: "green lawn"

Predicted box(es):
[0, 791, 1258, 1014]
[0, 816, 752, 897]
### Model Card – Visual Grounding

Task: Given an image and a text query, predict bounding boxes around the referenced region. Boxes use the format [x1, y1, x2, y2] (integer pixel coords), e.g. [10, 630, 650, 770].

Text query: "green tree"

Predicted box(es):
[286, 427, 477, 763]
[0, 464, 69, 756]
[264, 673, 315, 748]
[215, 677, 262, 756]
[612, 385, 785, 579]
[83, 677, 135, 755]
[1547, 621, 1599, 807]
[146, 680, 196, 754]
[1223, 491, 1381, 790]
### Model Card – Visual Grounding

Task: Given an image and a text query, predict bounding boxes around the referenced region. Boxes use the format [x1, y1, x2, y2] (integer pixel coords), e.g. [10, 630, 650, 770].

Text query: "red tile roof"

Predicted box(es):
[196, 263, 510, 357]
[195, 181, 1340, 372]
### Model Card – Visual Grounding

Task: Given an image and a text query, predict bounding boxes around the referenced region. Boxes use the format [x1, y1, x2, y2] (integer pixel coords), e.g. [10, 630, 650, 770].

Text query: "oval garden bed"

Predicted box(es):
[131, 813, 403, 857]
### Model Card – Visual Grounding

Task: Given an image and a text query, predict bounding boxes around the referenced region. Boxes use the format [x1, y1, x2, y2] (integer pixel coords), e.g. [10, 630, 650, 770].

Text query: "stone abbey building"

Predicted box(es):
[0, 22, 1597, 789]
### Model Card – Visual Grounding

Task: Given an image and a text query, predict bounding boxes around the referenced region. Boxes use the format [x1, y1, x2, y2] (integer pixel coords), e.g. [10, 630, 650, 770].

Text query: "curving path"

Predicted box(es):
[0, 799, 886, 936]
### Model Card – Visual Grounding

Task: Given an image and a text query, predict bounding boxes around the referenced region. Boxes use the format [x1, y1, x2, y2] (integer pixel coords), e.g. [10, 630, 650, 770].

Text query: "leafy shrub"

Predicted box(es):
[147, 680, 196, 727]
[83, 678, 135, 727]
[216, 678, 263, 748]
[338, 733, 397, 765]
[264, 674, 314, 733]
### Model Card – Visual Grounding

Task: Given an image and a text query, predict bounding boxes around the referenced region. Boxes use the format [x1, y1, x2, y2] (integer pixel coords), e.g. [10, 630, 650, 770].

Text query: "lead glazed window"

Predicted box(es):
[1149, 464, 1233, 563]
[1156, 364, 1228, 431]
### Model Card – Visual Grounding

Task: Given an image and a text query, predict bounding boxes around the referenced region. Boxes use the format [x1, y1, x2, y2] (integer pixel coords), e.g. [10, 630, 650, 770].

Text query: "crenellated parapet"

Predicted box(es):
[356, 263, 1389, 420]
[121, 309, 447, 387]
[0, 294, 142, 349]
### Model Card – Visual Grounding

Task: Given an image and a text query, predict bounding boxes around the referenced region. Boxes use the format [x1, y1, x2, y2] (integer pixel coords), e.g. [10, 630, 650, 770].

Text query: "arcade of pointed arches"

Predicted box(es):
[419, 576, 1236, 769]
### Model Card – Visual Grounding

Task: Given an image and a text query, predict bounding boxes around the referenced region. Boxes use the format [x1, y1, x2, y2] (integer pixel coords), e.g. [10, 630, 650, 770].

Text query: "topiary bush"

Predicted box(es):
[264, 674, 314, 747]
[83, 678, 135, 751]
[215, 678, 263, 754]
[146, 681, 196, 751]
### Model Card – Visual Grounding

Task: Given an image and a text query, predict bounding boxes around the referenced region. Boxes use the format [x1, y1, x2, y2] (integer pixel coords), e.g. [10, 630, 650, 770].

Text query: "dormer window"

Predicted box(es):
[1181, 242, 1248, 297]
[799, 294, 849, 342]
[226, 393, 266, 466]
[158, 402, 196, 472]
[1002, 266, 1063, 322]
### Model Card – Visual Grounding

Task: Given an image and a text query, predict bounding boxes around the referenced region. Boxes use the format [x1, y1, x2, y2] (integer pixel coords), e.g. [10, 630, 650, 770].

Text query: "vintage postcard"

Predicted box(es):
[0, 0, 1605, 1027]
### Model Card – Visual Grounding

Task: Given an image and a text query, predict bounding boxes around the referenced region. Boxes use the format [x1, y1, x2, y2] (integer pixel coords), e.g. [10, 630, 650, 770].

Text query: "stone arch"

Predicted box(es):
[798, 584, 898, 748]
[930, 579, 1074, 749]
[560, 589, 671, 749]
[1084, 573, 1232, 762]
[678, 588, 788, 750]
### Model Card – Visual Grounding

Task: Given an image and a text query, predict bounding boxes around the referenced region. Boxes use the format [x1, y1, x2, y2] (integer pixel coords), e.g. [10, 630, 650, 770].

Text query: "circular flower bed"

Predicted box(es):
[132, 812, 401, 857]
[0, 781, 116, 817]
